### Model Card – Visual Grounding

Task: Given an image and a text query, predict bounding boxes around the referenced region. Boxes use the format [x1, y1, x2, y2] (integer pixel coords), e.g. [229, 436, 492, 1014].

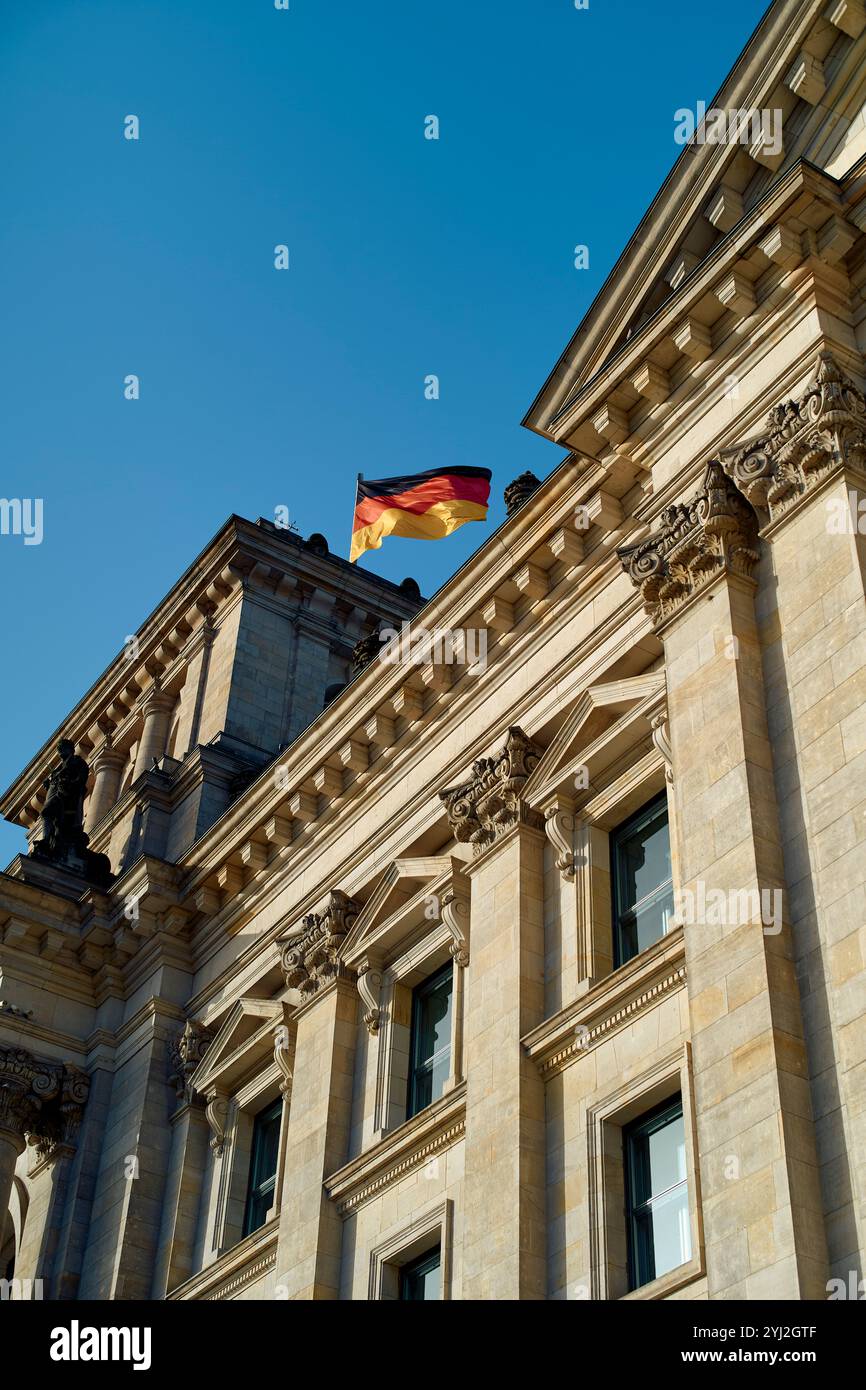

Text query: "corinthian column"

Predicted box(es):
[0, 1047, 89, 1227]
[133, 689, 175, 780]
[84, 744, 126, 831]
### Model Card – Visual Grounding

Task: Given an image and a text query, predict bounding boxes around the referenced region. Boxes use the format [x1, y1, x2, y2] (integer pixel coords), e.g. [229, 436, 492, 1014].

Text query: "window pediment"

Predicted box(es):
[190, 996, 290, 1097]
[341, 857, 468, 971]
[341, 856, 470, 1038]
[524, 671, 666, 813]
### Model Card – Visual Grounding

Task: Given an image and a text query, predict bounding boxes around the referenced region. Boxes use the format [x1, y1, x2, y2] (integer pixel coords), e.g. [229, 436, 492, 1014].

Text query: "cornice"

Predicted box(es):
[525, 0, 852, 432]
[182, 580, 648, 1016]
[176, 457, 597, 873]
[0, 517, 245, 823]
[324, 1083, 466, 1216]
[546, 160, 856, 448]
[172, 482, 642, 921]
[167, 1218, 279, 1301]
[0, 515, 421, 830]
[522, 927, 687, 1080]
[623, 252, 858, 480]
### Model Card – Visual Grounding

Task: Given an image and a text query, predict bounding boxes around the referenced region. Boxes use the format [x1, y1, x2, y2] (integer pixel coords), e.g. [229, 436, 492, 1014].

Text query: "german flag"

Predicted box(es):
[350, 467, 492, 563]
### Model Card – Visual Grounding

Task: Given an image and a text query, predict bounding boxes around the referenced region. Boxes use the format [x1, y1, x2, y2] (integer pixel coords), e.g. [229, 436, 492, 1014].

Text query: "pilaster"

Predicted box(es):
[620, 461, 829, 1299]
[272, 978, 358, 1299]
[460, 816, 547, 1298]
[722, 349, 866, 1278]
[439, 729, 547, 1299]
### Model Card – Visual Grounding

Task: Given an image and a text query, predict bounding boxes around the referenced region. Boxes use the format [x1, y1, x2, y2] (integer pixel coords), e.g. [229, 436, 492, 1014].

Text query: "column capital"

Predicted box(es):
[277, 889, 361, 999]
[720, 349, 866, 528]
[439, 726, 542, 855]
[0, 1045, 90, 1161]
[168, 1019, 214, 1106]
[617, 461, 759, 628]
[137, 685, 176, 717]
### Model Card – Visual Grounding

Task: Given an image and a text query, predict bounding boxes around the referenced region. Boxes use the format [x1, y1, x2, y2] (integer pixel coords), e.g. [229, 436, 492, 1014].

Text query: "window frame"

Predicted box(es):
[364, 923, 463, 1144]
[367, 1199, 453, 1300]
[586, 1043, 704, 1300]
[406, 961, 454, 1121]
[241, 1095, 284, 1240]
[623, 1095, 691, 1292]
[399, 1244, 443, 1300]
[610, 791, 674, 969]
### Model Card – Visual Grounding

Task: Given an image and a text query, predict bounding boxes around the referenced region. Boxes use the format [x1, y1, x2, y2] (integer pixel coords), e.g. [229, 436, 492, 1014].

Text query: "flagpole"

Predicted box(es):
[350, 472, 363, 563]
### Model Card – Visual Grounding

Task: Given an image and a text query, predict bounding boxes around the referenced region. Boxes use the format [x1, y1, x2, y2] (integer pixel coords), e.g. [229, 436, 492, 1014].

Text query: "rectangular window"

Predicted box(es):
[242, 1097, 282, 1238]
[611, 793, 673, 966]
[399, 1246, 442, 1300]
[624, 1096, 691, 1291]
[406, 963, 453, 1119]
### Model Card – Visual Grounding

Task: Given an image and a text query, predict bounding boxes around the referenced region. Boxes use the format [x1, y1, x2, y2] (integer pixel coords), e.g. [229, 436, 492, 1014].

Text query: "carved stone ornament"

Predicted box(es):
[206, 1089, 230, 1155]
[0, 1046, 90, 1161]
[439, 727, 542, 855]
[168, 1019, 215, 1102]
[503, 471, 542, 517]
[0, 1001, 34, 1021]
[356, 959, 385, 1035]
[351, 629, 387, 677]
[273, 1025, 294, 1095]
[279, 889, 361, 998]
[544, 807, 578, 881]
[651, 712, 674, 784]
[720, 351, 866, 523]
[30, 738, 114, 889]
[617, 461, 759, 625]
[441, 890, 470, 967]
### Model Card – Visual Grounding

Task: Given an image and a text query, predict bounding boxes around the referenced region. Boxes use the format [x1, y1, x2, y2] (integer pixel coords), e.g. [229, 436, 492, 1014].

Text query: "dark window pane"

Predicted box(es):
[407, 964, 453, 1119]
[400, 1246, 441, 1300]
[242, 1098, 283, 1238]
[612, 795, 673, 966]
[624, 1097, 691, 1290]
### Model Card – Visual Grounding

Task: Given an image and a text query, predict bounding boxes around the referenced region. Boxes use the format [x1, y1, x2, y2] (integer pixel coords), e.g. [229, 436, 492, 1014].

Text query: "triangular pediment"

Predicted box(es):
[341, 856, 467, 966]
[524, 671, 666, 808]
[191, 995, 288, 1095]
[525, 0, 866, 447]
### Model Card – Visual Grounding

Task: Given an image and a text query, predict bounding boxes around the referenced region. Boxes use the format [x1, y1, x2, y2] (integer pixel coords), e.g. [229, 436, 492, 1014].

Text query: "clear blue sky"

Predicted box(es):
[0, 0, 768, 864]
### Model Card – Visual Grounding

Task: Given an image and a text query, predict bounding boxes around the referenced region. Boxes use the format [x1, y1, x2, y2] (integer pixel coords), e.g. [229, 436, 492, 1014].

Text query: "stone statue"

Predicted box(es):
[36, 740, 89, 857]
[31, 740, 113, 888]
[503, 471, 541, 517]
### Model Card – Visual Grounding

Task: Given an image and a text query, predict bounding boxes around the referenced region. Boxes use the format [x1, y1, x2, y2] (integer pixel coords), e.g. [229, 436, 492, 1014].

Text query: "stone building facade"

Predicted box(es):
[1, 0, 865, 1301]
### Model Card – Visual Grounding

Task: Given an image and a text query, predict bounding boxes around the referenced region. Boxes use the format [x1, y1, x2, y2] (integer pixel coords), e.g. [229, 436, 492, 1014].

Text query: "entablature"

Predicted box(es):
[170, 463, 647, 942]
